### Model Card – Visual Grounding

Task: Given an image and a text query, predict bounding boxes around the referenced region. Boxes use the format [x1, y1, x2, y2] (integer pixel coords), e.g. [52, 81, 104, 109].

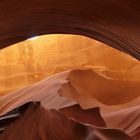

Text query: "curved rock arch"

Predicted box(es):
[0, 0, 140, 59]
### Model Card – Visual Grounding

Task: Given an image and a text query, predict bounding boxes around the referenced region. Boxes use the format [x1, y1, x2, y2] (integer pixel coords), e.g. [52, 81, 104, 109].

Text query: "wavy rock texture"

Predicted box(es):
[0, 69, 140, 139]
[0, 0, 140, 60]
[0, 103, 132, 140]
[0, 0, 140, 139]
[0, 35, 139, 139]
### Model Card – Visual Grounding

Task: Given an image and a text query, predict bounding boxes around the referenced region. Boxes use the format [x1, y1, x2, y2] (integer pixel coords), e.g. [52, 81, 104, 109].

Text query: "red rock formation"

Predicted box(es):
[60, 104, 106, 127]
[0, 0, 140, 139]
[0, 103, 132, 140]
[0, 0, 140, 59]
[0, 69, 140, 139]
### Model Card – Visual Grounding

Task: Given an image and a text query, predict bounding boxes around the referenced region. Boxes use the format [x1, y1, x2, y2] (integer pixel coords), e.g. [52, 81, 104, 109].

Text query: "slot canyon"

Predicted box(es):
[0, 0, 140, 140]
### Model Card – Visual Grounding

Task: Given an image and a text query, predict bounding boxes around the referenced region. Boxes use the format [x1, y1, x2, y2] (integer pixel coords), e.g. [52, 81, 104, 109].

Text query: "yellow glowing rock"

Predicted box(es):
[0, 34, 139, 96]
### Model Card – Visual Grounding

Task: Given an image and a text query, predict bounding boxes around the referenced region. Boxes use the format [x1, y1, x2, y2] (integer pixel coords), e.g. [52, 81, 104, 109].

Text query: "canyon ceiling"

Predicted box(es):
[0, 0, 140, 59]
